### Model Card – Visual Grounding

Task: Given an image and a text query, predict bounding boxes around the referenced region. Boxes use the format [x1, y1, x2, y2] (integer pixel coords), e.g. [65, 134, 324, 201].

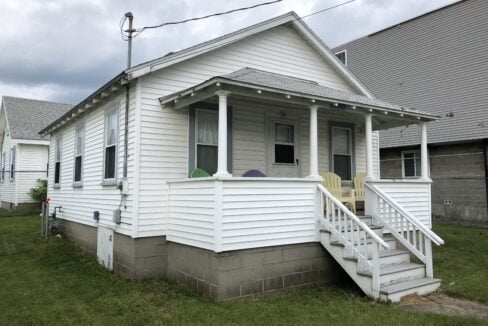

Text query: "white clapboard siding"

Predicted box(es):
[220, 179, 317, 251]
[372, 131, 380, 178]
[167, 180, 216, 250]
[136, 24, 360, 237]
[17, 144, 49, 203]
[373, 180, 432, 227]
[0, 131, 16, 204]
[47, 89, 137, 237]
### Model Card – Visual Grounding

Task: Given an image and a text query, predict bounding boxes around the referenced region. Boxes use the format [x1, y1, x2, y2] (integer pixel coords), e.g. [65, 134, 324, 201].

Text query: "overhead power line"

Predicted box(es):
[120, 0, 283, 40]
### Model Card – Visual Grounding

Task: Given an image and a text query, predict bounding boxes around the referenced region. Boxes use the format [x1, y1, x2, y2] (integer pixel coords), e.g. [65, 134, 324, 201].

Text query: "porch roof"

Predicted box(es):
[159, 68, 439, 127]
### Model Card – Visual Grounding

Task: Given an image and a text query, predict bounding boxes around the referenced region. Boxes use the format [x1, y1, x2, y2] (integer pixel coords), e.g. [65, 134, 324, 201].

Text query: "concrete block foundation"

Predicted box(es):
[58, 219, 344, 300]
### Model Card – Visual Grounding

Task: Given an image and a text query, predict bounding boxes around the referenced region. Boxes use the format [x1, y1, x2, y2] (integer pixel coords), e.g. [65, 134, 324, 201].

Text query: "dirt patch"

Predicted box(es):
[399, 294, 488, 319]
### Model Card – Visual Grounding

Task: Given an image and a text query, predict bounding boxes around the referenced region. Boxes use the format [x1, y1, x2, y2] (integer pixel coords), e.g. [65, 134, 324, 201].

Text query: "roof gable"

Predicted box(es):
[128, 11, 374, 98]
[1, 96, 73, 140]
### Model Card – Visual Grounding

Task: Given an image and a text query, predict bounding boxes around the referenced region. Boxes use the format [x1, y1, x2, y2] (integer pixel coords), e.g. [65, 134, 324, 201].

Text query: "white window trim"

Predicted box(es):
[9, 146, 16, 182]
[335, 49, 347, 66]
[331, 125, 354, 181]
[54, 135, 62, 188]
[194, 108, 218, 172]
[1, 152, 5, 182]
[73, 124, 85, 187]
[401, 150, 421, 178]
[272, 121, 297, 166]
[102, 105, 119, 185]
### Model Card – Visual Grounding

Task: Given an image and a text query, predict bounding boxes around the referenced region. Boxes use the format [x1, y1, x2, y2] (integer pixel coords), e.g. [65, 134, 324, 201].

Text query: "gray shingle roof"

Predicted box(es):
[2, 96, 73, 140]
[220, 68, 435, 118]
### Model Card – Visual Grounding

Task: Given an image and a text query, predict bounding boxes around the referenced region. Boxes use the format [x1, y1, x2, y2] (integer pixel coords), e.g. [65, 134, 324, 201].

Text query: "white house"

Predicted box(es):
[0, 96, 72, 209]
[40, 12, 444, 302]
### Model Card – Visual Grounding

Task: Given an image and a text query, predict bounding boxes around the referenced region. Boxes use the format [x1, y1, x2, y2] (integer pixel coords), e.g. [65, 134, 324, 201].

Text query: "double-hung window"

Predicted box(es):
[335, 50, 347, 65]
[9, 146, 16, 181]
[195, 109, 218, 175]
[331, 126, 353, 181]
[402, 150, 421, 178]
[273, 122, 295, 164]
[54, 137, 62, 185]
[104, 109, 118, 182]
[73, 127, 84, 185]
[0, 152, 5, 182]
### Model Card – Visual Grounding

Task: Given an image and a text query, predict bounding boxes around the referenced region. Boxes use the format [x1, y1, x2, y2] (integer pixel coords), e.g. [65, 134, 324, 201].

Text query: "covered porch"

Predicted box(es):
[159, 68, 438, 253]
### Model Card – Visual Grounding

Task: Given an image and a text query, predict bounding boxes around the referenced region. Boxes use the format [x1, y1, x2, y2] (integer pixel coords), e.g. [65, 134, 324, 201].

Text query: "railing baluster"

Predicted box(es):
[413, 225, 417, 250]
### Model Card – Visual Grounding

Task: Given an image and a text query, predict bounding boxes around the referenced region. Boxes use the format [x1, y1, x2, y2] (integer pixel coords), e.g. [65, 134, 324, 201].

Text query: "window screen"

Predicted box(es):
[332, 126, 352, 180]
[196, 109, 218, 175]
[104, 110, 118, 180]
[274, 123, 295, 164]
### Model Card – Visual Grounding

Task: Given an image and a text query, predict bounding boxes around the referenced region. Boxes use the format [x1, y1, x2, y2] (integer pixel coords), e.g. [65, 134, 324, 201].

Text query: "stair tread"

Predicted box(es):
[358, 263, 424, 277]
[329, 235, 395, 247]
[380, 277, 441, 294]
[344, 249, 409, 261]
[320, 224, 383, 233]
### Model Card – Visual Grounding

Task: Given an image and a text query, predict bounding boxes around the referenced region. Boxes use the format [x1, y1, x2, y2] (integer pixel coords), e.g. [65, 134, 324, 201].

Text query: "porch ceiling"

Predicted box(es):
[159, 68, 439, 130]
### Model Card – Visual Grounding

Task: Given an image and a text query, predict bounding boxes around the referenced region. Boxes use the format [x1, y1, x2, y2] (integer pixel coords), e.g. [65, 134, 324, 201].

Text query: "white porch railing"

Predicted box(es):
[317, 184, 389, 296]
[364, 181, 444, 277]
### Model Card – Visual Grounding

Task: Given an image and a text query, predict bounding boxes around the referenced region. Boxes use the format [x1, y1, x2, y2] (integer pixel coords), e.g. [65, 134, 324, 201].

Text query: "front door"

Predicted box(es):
[268, 119, 300, 177]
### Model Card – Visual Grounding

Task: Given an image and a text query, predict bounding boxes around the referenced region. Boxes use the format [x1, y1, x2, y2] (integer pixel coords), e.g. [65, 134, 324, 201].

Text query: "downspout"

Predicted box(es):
[483, 139, 488, 216]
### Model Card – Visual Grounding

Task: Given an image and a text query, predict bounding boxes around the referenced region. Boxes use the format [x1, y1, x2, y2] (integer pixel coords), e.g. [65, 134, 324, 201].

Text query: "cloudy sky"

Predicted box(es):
[0, 0, 459, 104]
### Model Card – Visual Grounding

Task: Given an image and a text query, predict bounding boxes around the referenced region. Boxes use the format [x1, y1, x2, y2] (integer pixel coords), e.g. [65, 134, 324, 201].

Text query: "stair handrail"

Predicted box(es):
[317, 183, 390, 249]
[365, 183, 444, 246]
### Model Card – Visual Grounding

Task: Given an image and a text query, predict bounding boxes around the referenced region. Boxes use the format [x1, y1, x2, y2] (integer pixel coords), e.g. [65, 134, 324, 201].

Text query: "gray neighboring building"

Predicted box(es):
[333, 0, 488, 224]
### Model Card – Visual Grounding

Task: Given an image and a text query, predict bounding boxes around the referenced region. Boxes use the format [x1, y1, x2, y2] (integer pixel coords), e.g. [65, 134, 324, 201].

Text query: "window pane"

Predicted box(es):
[76, 129, 84, 156]
[333, 128, 350, 154]
[334, 154, 351, 180]
[403, 152, 414, 159]
[197, 145, 218, 175]
[404, 158, 415, 177]
[275, 123, 294, 143]
[197, 110, 218, 145]
[415, 157, 421, 176]
[106, 112, 117, 146]
[74, 156, 82, 182]
[105, 145, 116, 179]
[54, 162, 61, 184]
[275, 144, 294, 164]
[56, 139, 61, 161]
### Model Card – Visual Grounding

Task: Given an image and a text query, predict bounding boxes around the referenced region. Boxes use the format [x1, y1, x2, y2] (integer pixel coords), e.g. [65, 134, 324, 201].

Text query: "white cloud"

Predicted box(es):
[0, 0, 460, 103]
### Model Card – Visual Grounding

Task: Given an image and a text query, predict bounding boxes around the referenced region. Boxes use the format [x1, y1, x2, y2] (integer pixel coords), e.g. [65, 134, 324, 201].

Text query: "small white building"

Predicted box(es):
[40, 12, 444, 302]
[0, 96, 72, 209]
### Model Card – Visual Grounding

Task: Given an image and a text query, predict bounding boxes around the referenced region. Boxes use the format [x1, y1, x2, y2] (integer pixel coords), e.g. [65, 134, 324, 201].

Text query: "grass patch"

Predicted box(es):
[433, 222, 488, 303]
[0, 216, 486, 325]
[0, 206, 40, 218]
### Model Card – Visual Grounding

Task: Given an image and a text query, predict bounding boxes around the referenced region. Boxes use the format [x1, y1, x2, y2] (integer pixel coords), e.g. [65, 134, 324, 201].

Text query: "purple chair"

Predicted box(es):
[242, 170, 266, 177]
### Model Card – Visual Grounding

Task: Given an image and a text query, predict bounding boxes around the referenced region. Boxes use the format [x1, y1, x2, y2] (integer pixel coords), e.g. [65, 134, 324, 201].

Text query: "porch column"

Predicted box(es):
[365, 114, 374, 180]
[214, 90, 231, 177]
[420, 122, 430, 180]
[308, 105, 320, 179]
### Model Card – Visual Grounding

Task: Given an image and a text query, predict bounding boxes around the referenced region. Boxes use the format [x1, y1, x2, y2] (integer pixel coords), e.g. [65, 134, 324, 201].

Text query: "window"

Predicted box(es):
[9, 146, 16, 181]
[196, 109, 218, 175]
[104, 109, 118, 181]
[402, 151, 421, 178]
[335, 50, 347, 65]
[331, 126, 353, 181]
[273, 122, 295, 164]
[54, 137, 62, 185]
[0, 152, 5, 182]
[73, 127, 84, 184]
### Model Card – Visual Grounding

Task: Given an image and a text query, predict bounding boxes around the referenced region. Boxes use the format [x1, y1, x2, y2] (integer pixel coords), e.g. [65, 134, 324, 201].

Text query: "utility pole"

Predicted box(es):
[125, 12, 134, 69]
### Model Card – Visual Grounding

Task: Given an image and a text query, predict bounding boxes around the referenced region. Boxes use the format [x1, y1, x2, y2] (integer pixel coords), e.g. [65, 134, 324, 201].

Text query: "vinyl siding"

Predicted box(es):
[136, 24, 360, 237]
[333, 0, 488, 148]
[16, 144, 48, 203]
[0, 130, 16, 204]
[47, 87, 137, 236]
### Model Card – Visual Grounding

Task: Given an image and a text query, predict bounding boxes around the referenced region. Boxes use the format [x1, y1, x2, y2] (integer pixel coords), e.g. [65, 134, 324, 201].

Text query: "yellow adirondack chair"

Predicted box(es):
[321, 172, 356, 213]
[353, 172, 367, 204]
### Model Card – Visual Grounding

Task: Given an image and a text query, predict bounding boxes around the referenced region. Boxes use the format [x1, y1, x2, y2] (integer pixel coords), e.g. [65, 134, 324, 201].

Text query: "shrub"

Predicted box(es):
[29, 179, 47, 202]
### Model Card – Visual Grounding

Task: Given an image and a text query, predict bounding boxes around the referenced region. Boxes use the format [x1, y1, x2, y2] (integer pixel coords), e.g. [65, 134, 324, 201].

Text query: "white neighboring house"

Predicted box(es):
[40, 12, 444, 302]
[0, 96, 73, 209]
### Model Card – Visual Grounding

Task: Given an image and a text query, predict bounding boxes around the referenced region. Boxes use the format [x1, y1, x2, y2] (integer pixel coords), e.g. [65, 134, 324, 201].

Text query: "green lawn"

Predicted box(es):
[0, 216, 486, 325]
[433, 222, 488, 303]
